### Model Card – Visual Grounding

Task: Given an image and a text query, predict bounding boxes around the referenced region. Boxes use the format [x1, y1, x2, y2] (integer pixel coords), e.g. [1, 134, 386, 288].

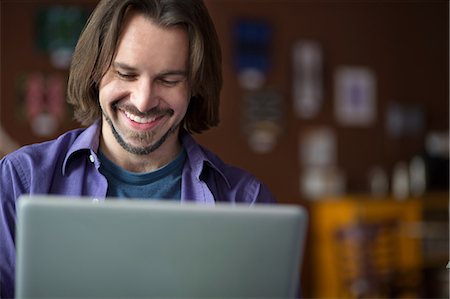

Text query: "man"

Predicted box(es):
[0, 0, 276, 297]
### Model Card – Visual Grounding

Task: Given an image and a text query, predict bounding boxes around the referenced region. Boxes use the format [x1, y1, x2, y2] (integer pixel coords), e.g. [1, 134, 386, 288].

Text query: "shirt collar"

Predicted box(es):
[62, 123, 230, 188]
[62, 120, 101, 176]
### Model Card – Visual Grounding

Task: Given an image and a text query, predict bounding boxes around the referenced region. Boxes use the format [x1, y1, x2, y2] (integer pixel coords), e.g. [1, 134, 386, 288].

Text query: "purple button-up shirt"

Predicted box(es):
[0, 121, 275, 298]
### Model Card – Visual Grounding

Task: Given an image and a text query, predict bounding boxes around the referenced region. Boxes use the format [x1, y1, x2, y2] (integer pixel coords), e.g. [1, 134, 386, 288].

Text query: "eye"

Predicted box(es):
[158, 78, 180, 87]
[116, 71, 136, 81]
[155, 72, 187, 87]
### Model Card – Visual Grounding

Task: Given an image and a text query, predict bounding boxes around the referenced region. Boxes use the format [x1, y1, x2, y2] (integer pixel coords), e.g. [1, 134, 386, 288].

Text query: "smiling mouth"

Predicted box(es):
[112, 101, 175, 127]
[123, 110, 159, 124]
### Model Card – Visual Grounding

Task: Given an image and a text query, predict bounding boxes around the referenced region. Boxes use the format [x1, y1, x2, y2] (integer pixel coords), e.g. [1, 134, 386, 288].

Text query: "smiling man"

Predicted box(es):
[0, 0, 276, 297]
[99, 12, 189, 172]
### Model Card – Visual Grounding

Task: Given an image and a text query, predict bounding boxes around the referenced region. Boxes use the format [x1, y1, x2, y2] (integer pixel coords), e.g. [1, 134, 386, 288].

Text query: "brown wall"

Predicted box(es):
[200, 0, 449, 203]
[1, 0, 96, 147]
[1, 1, 448, 204]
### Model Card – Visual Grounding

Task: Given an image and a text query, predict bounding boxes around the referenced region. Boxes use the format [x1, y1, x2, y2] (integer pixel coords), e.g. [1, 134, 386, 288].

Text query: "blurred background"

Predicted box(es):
[1, 0, 448, 298]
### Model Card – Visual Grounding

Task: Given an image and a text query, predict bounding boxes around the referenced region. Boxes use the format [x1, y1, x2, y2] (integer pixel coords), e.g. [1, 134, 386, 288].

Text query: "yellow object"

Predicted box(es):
[307, 195, 444, 298]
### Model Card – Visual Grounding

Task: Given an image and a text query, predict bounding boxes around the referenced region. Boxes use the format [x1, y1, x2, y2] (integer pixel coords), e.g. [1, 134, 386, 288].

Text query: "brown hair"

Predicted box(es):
[67, 0, 222, 133]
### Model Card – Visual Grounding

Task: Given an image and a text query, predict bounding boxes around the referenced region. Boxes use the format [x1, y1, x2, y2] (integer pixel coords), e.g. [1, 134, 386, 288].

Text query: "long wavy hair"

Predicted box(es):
[67, 0, 222, 133]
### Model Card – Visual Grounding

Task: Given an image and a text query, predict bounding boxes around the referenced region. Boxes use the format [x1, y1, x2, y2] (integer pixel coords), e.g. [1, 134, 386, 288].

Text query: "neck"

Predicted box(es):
[102, 143, 182, 173]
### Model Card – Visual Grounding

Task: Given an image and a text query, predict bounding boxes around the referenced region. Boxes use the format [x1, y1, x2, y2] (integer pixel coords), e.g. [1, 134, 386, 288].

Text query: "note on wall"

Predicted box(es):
[36, 6, 88, 69]
[292, 40, 323, 119]
[233, 19, 272, 90]
[334, 67, 376, 127]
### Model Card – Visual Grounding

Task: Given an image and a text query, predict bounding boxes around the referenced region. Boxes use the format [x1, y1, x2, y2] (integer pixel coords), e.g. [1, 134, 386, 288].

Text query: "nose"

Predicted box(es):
[130, 79, 159, 113]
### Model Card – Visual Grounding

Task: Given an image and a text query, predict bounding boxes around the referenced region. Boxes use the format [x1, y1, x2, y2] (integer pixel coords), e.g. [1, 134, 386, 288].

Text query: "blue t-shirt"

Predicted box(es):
[98, 150, 186, 200]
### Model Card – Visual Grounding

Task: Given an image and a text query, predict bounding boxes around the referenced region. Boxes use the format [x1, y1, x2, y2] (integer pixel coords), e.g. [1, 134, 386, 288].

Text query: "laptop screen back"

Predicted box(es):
[15, 195, 308, 298]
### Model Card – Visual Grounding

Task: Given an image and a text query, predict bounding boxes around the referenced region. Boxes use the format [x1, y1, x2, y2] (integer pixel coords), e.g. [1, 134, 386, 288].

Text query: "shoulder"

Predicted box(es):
[2, 127, 86, 168]
[199, 143, 276, 204]
[0, 127, 88, 189]
[0, 132, 85, 201]
[181, 131, 276, 204]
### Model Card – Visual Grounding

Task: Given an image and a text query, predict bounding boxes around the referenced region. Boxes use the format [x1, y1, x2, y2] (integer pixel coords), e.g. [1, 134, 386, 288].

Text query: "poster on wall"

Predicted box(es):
[385, 101, 425, 138]
[334, 67, 376, 127]
[15, 72, 67, 137]
[298, 127, 346, 199]
[299, 127, 336, 167]
[292, 40, 323, 119]
[233, 19, 272, 90]
[243, 89, 283, 154]
[36, 6, 89, 69]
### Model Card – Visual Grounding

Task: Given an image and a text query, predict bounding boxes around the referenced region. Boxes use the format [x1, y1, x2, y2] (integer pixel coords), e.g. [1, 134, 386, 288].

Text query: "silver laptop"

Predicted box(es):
[15, 195, 308, 298]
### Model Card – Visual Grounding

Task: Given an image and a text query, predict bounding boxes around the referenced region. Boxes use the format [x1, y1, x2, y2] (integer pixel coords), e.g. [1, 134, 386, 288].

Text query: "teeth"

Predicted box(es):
[124, 111, 156, 124]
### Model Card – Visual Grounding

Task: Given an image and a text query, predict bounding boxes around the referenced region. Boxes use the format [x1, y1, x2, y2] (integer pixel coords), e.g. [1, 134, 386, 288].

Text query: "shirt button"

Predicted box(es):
[89, 155, 95, 163]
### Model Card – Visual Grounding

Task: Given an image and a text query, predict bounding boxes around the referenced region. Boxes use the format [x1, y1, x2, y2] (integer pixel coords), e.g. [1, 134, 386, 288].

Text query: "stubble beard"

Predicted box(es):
[102, 104, 180, 156]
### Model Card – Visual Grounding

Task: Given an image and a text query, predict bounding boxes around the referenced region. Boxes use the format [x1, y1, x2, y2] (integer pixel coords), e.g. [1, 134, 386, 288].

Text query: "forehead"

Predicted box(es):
[113, 11, 189, 68]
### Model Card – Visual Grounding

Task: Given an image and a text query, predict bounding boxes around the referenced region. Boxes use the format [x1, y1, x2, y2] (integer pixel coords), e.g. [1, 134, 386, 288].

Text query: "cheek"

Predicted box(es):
[99, 80, 128, 108]
[158, 84, 190, 112]
[171, 90, 190, 115]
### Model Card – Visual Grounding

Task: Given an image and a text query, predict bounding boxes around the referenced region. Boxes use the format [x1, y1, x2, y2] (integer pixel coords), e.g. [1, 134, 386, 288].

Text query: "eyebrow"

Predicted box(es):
[113, 62, 136, 72]
[113, 62, 187, 77]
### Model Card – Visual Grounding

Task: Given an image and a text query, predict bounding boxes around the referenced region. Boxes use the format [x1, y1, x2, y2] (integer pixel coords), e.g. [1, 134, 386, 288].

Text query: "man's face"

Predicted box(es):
[99, 12, 190, 156]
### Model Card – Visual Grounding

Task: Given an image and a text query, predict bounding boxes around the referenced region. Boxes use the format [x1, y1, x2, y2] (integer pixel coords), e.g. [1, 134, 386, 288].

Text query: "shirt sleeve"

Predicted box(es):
[0, 156, 28, 299]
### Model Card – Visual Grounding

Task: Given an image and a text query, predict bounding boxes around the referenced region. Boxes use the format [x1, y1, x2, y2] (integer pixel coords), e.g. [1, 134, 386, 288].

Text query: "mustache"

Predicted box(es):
[112, 102, 174, 118]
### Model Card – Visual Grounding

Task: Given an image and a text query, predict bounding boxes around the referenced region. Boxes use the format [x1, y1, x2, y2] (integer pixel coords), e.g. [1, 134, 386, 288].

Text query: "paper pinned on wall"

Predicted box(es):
[386, 102, 425, 138]
[298, 127, 346, 199]
[15, 72, 67, 137]
[243, 89, 283, 154]
[233, 20, 272, 90]
[299, 127, 336, 167]
[334, 67, 376, 127]
[36, 6, 89, 69]
[292, 40, 323, 119]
